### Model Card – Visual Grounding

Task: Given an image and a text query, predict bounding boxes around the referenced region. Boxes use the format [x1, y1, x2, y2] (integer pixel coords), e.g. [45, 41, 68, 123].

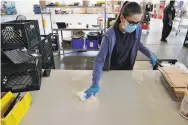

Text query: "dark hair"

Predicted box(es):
[170, 1, 175, 5]
[114, 1, 142, 27]
[121, 2, 142, 17]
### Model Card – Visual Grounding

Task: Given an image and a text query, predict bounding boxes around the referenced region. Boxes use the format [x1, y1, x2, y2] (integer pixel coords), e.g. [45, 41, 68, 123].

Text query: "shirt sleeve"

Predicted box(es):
[167, 8, 172, 15]
[167, 7, 174, 19]
[139, 42, 151, 58]
[137, 25, 151, 58]
[172, 8, 176, 20]
[92, 35, 109, 85]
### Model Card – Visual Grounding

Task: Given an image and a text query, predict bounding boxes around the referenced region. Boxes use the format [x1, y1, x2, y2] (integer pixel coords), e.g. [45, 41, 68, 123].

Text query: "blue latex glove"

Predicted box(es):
[168, 20, 173, 26]
[150, 54, 157, 67]
[84, 84, 99, 99]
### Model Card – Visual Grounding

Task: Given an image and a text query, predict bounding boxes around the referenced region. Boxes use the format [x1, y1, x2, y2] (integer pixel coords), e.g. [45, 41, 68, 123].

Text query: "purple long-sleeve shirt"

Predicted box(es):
[92, 24, 151, 85]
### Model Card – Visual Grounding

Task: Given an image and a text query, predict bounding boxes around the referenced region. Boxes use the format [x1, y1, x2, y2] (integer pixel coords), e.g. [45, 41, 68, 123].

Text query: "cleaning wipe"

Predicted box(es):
[77, 92, 97, 101]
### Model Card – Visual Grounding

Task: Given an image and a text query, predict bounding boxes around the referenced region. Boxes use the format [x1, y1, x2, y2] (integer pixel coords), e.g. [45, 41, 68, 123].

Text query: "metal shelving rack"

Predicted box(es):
[175, 15, 188, 47]
[40, 1, 109, 55]
[46, 5, 107, 33]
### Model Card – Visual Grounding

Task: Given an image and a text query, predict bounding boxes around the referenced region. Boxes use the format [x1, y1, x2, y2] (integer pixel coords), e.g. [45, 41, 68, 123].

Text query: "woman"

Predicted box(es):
[84, 1, 157, 99]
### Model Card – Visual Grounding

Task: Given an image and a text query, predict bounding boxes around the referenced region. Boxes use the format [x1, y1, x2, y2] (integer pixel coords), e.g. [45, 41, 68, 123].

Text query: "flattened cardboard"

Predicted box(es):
[159, 68, 175, 87]
[159, 67, 187, 88]
[173, 88, 187, 93]
[161, 67, 183, 74]
[167, 74, 188, 88]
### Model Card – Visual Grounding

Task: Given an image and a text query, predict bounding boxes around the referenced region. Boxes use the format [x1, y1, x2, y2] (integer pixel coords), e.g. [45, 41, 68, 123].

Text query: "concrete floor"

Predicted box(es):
[54, 19, 188, 70]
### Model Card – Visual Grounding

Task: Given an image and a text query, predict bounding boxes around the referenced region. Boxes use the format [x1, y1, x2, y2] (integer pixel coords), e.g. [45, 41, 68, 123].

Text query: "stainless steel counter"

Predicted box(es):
[20, 70, 188, 125]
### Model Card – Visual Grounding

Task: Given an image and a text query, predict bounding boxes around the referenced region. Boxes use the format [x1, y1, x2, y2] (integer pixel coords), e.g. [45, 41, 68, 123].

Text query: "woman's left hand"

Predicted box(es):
[150, 54, 157, 67]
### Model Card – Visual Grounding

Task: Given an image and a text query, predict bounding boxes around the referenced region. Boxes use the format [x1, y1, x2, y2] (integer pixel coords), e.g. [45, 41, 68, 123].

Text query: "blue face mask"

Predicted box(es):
[124, 24, 138, 33]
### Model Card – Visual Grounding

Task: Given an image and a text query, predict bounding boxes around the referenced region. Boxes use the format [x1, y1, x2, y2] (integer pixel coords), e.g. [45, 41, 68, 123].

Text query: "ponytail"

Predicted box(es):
[114, 1, 129, 27]
[114, 1, 142, 27]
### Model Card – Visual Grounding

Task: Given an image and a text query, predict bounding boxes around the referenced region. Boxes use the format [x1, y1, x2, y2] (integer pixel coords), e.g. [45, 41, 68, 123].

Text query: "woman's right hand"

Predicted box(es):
[84, 84, 99, 99]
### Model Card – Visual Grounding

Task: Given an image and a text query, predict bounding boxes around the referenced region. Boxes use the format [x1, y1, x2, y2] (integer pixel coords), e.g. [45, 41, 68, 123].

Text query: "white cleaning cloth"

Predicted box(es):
[77, 92, 97, 101]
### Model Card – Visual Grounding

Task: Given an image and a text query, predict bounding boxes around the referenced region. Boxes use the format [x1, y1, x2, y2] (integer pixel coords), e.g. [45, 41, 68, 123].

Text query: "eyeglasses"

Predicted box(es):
[124, 17, 141, 26]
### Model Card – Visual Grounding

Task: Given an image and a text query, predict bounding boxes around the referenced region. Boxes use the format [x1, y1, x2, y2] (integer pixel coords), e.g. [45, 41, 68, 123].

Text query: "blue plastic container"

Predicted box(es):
[71, 39, 84, 49]
[86, 39, 99, 50]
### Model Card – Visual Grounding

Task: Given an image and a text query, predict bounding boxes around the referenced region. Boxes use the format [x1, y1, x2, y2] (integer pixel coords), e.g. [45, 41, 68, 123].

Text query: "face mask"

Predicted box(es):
[123, 24, 137, 33]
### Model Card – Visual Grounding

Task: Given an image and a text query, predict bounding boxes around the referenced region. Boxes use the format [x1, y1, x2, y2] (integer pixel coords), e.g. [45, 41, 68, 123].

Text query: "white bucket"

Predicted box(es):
[179, 89, 188, 120]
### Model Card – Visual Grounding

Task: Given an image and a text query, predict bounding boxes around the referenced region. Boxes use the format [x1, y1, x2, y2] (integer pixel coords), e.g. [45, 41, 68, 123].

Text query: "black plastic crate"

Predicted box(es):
[1, 55, 42, 93]
[43, 69, 52, 77]
[50, 33, 59, 51]
[40, 34, 53, 59]
[2, 49, 35, 64]
[42, 53, 55, 69]
[1, 20, 41, 50]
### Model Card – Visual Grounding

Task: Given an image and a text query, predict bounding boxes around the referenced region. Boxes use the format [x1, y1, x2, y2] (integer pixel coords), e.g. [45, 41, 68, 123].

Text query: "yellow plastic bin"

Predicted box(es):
[1, 92, 32, 125]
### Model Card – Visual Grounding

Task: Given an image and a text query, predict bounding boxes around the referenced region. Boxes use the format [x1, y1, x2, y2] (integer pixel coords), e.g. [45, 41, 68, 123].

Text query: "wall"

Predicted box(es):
[14, 0, 39, 14]
[1, 0, 114, 37]
[1, 13, 114, 36]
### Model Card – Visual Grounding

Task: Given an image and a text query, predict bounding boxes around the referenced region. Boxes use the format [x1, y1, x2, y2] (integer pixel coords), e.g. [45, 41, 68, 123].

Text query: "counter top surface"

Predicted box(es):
[20, 70, 187, 125]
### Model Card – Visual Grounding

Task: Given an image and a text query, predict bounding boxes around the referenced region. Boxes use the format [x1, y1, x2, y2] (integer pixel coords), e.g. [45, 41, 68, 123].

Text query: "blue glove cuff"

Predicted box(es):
[91, 83, 99, 88]
[150, 54, 157, 67]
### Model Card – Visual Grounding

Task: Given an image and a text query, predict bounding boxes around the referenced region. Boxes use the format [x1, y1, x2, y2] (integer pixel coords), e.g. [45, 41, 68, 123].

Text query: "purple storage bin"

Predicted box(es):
[86, 39, 99, 50]
[71, 38, 84, 49]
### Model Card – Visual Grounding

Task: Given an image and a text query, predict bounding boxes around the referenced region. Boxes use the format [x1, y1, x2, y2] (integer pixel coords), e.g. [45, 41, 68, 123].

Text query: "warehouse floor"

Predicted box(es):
[54, 19, 188, 70]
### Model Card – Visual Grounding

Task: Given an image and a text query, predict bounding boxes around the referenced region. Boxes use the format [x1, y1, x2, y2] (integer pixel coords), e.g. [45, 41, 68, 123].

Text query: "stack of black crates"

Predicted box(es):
[40, 34, 55, 76]
[1, 52, 42, 93]
[1, 20, 55, 92]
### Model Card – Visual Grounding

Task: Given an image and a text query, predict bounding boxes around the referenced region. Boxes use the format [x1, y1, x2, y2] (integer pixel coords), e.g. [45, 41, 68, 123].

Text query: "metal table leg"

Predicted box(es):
[56, 30, 61, 56]
[61, 30, 65, 55]
[176, 17, 183, 35]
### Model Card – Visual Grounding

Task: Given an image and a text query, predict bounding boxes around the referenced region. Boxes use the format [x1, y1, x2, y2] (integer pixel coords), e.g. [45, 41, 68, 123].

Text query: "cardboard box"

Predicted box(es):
[39, 0, 46, 9]
[159, 67, 188, 88]
[161, 76, 185, 101]
[159, 67, 188, 101]
[160, 67, 185, 74]
[83, 1, 89, 7]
